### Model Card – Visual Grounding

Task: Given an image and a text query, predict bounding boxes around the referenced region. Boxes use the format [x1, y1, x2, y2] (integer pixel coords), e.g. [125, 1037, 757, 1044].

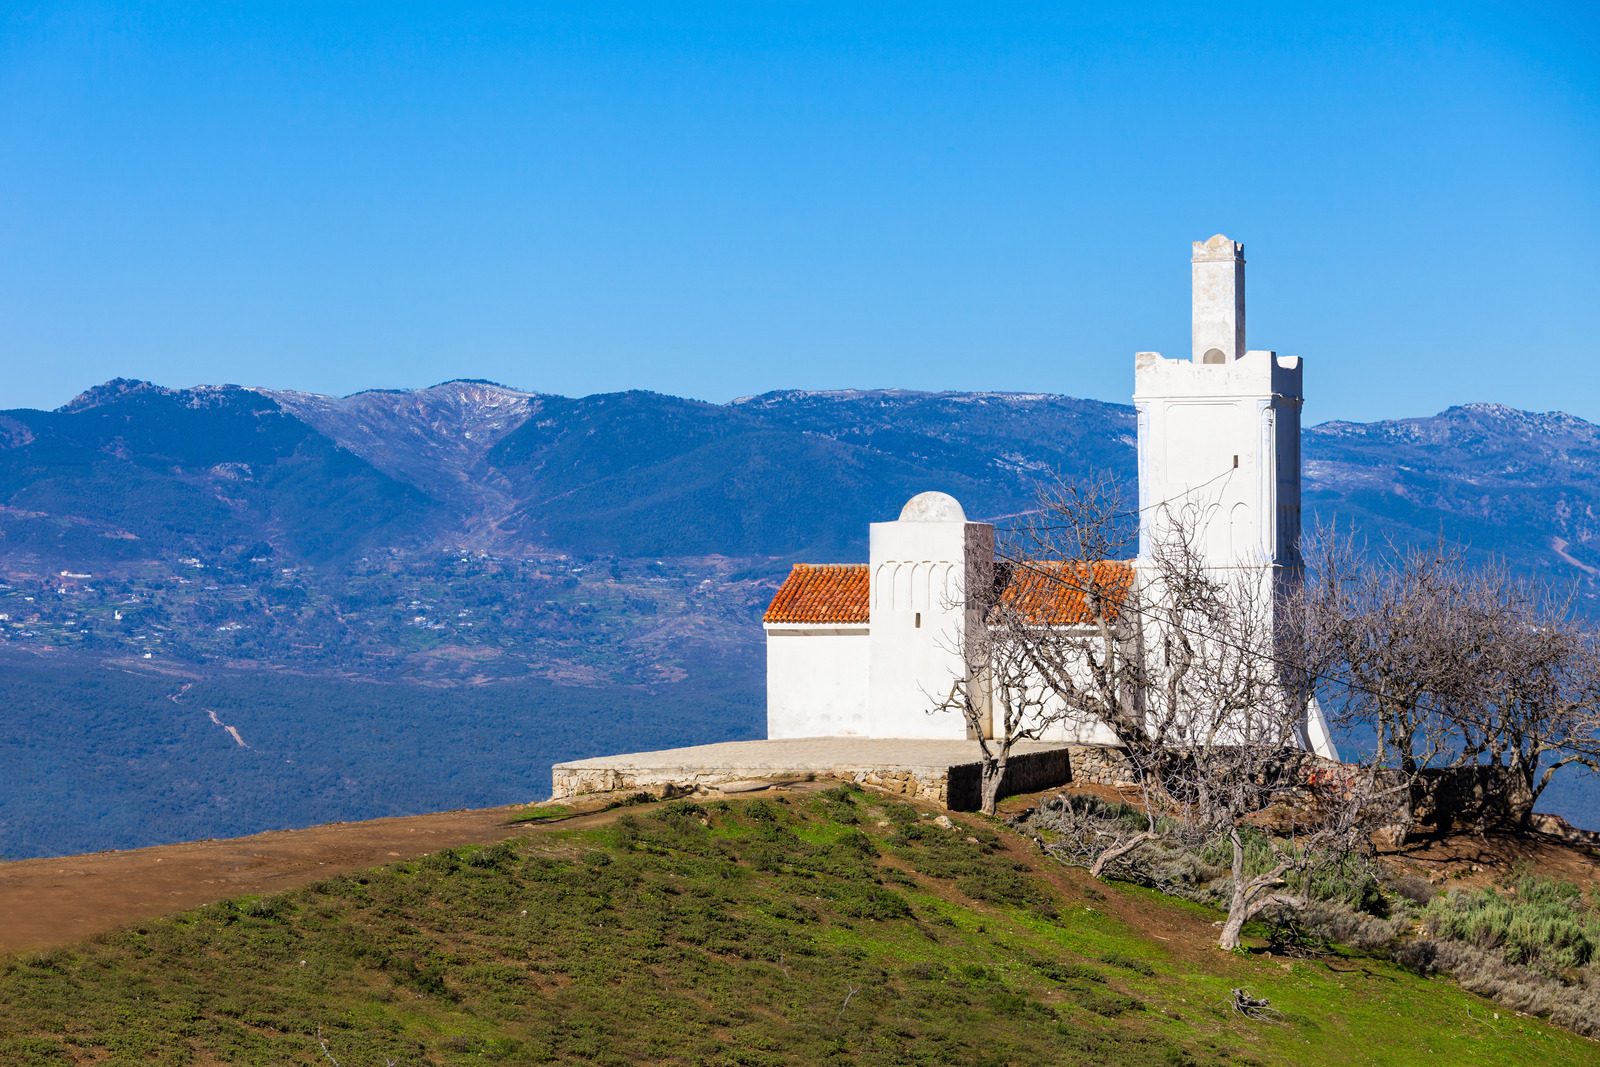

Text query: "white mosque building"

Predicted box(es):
[762, 234, 1337, 759]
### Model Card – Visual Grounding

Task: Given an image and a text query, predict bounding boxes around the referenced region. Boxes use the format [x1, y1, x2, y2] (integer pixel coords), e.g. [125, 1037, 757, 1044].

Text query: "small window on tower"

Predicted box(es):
[914, 612, 922, 629]
[1203, 348, 1227, 364]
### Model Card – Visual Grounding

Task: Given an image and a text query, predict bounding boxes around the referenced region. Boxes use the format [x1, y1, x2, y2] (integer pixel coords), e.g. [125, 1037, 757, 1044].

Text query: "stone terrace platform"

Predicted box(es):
[551, 738, 1079, 811]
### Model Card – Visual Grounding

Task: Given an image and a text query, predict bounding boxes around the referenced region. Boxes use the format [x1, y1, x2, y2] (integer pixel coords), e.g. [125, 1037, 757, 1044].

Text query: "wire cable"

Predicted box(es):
[989, 544, 1423, 716]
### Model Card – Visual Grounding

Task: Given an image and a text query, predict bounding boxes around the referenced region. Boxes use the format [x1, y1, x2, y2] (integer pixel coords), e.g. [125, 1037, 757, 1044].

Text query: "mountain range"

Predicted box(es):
[2, 378, 1597, 857]
[6, 378, 1599, 579]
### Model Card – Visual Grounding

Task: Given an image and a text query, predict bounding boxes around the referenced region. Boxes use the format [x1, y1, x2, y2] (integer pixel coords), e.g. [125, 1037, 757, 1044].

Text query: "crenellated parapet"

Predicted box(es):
[1132, 236, 1304, 573]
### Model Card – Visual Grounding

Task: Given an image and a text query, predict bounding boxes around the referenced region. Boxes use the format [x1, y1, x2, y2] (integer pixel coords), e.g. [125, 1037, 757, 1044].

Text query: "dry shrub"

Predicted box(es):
[1430, 939, 1600, 1038]
[1391, 939, 1439, 977]
[1294, 900, 1409, 953]
[1022, 797, 1600, 1041]
[1383, 873, 1436, 906]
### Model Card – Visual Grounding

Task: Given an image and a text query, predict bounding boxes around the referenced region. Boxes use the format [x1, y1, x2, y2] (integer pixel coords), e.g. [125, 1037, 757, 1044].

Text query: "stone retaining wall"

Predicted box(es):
[946, 748, 1073, 811]
[552, 761, 959, 805]
[846, 767, 949, 804]
[552, 747, 1078, 810]
[550, 765, 802, 800]
[1062, 744, 1139, 786]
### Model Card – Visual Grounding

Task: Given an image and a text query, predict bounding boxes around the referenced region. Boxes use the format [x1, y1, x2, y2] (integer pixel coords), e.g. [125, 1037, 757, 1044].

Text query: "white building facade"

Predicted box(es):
[764, 235, 1336, 758]
[1134, 234, 1303, 591]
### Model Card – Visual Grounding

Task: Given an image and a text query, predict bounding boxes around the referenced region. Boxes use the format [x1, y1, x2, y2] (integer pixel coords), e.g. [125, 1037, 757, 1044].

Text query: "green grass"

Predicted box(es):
[509, 804, 576, 823]
[0, 787, 1589, 1065]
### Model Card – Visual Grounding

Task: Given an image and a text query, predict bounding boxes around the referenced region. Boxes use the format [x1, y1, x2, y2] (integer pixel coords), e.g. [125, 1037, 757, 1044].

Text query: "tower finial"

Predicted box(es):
[1191, 235, 1245, 363]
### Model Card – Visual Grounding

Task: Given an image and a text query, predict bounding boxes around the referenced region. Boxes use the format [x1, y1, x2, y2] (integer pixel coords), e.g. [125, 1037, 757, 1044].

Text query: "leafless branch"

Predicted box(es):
[317, 1027, 341, 1067]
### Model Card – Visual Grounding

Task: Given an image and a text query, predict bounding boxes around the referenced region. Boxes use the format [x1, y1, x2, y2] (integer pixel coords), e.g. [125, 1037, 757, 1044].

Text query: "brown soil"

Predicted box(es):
[1379, 829, 1600, 889]
[980, 808, 1225, 963]
[0, 800, 628, 955]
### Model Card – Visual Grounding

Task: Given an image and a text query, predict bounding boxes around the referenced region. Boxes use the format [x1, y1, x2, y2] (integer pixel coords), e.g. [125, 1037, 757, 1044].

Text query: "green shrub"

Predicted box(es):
[238, 895, 289, 921]
[827, 883, 913, 920]
[1033, 958, 1106, 984]
[818, 783, 862, 803]
[813, 784, 862, 826]
[1425, 873, 1600, 974]
[744, 799, 781, 822]
[1069, 984, 1144, 1017]
[1100, 953, 1156, 977]
[464, 841, 516, 868]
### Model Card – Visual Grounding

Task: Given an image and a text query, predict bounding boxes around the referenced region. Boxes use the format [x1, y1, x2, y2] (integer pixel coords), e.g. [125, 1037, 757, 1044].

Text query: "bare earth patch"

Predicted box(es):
[0, 800, 622, 954]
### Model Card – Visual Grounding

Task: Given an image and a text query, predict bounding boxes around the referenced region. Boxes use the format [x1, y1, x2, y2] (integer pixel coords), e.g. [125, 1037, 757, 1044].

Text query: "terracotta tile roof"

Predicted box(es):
[996, 560, 1135, 626]
[764, 564, 870, 624]
[763, 559, 1134, 627]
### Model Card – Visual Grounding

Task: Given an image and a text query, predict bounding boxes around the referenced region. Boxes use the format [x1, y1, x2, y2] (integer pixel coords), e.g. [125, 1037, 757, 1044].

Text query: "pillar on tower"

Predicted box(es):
[1191, 234, 1246, 364]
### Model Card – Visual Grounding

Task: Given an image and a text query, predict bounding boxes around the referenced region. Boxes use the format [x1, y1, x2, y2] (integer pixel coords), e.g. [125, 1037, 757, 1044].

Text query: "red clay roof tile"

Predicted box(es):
[995, 560, 1135, 625]
[763, 559, 1135, 626]
[763, 564, 870, 624]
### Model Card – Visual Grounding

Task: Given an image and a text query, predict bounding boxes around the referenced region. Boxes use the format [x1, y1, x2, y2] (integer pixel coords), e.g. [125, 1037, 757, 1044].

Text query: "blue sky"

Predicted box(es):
[2, 2, 1595, 423]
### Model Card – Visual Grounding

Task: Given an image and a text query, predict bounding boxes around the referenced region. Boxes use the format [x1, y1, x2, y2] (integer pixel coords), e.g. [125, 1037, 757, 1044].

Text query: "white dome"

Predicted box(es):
[898, 491, 967, 523]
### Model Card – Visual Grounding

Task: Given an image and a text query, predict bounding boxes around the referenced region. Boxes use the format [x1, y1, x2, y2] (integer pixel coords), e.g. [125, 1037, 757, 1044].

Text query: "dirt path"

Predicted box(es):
[170, 680, 250, 749]
[0, 803, 636, 956]
[982, 808, 1225, 963]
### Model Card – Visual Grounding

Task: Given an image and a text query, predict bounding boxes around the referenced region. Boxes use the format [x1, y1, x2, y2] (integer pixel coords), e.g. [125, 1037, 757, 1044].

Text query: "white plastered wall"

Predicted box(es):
[866, 505, 993, 740]
[764, 626, 870, 738]
[1133, 348, 1303, 573]
[1025, 652, 1125, 745]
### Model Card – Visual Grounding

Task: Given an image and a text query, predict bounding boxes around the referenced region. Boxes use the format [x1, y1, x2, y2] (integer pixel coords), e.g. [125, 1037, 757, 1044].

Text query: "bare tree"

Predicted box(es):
[1028, 790, 1164, 881]
[932, 585, 1069, 815]
[949, 475, 1390, 926]
[996, 475, 1261, 876]
[997, 473, 1180, 869]
[1296, 534, 1600, 831]
[1295, 535, 1490, 778]
[926, 472, 1149, 818]
[1085, 802, 1161, 879]
[999, 482, 1597, 949]
[1008, 474, 1150, 751]
[1011, 478, 1309, 882]
[1155, 541, 1383, 951]
[1457, 567, 1600, 824]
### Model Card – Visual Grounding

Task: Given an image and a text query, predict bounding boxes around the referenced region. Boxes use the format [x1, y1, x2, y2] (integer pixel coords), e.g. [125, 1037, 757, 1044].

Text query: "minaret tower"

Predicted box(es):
[1133, 235, 1335, 759]
[1133, 234, 1303, 577]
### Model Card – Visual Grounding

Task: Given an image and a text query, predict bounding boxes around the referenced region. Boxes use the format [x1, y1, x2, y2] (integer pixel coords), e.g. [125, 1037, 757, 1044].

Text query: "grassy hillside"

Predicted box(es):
[0, 788, 1587, 1065]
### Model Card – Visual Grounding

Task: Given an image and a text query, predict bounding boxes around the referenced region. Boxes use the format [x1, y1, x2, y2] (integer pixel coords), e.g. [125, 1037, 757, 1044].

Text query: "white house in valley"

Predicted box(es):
[762, 234, 1338, 759]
